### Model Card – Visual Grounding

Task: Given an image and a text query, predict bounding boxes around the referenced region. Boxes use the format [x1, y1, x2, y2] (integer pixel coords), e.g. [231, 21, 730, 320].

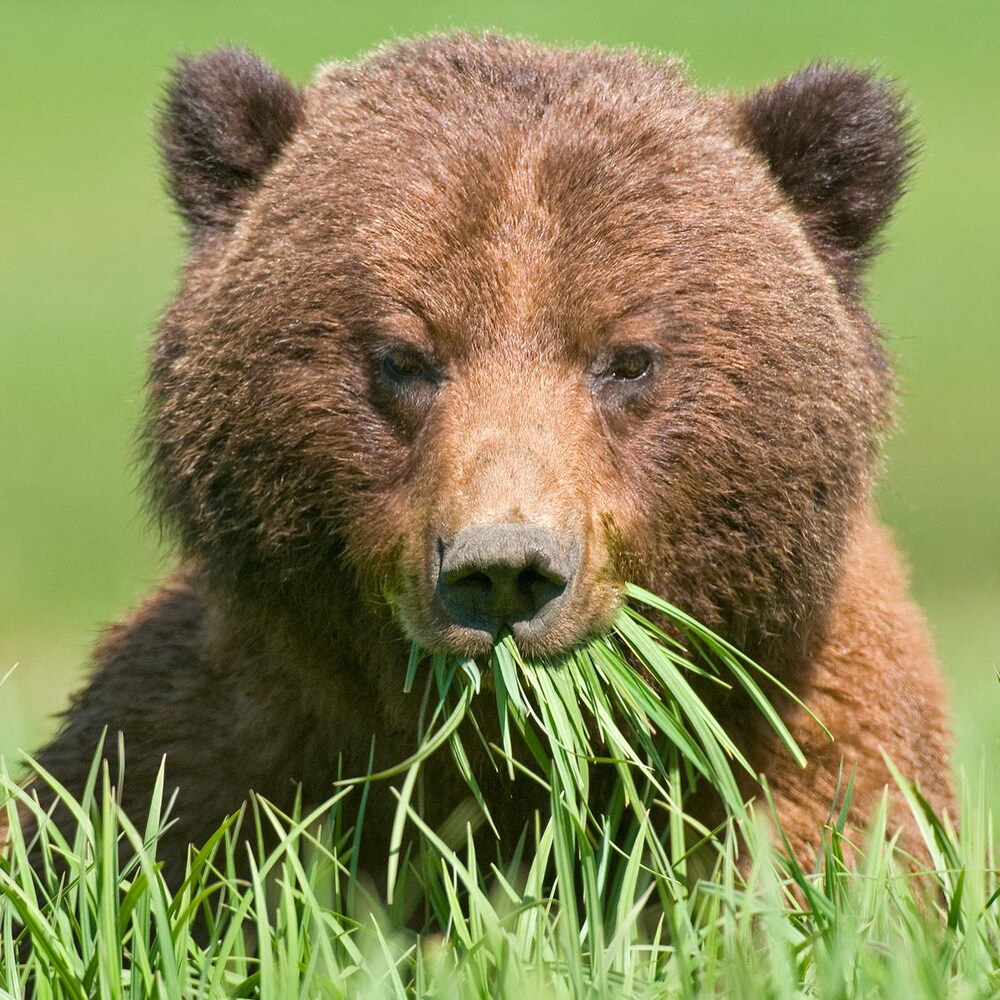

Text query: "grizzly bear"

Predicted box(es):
[7, 34, 952, 882]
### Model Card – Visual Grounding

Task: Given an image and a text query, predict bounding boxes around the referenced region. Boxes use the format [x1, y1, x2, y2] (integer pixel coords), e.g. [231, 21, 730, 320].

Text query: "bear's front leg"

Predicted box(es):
[8, 573, 309, 883]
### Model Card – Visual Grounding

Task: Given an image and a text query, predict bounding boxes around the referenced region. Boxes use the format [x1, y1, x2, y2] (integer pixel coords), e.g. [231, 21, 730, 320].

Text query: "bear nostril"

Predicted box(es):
[447, 569, 493, 600]
[437, 524, 577, 637]
[516, 564, 566, 608]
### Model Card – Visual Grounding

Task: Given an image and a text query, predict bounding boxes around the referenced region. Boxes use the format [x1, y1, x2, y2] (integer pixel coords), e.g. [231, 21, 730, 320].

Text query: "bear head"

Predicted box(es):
[147, 35, 912, 673]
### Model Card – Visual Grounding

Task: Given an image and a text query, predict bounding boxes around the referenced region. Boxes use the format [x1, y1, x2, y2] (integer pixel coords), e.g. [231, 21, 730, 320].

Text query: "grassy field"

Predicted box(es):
[1, 0, 998, 814]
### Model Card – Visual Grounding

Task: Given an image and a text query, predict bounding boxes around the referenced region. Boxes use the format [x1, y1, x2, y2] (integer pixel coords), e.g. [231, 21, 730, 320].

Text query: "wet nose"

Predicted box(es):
[438, 524, 577, 638]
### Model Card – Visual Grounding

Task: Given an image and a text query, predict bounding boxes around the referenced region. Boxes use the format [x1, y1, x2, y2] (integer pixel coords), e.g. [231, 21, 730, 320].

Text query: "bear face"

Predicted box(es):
[148, 36, 903, 675]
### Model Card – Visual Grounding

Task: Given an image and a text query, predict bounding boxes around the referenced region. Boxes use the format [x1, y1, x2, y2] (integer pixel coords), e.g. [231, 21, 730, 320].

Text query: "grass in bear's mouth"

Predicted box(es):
[362, 583, 819, 897]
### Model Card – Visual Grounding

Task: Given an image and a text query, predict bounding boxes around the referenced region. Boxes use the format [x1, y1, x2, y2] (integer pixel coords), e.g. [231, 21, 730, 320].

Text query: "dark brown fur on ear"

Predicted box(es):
[160, 48, 304, 236]
[741, 64, 916, 292]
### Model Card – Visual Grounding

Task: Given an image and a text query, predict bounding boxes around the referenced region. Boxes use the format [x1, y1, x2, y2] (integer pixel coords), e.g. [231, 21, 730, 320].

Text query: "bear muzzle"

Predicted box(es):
[435, 523, 581, 649]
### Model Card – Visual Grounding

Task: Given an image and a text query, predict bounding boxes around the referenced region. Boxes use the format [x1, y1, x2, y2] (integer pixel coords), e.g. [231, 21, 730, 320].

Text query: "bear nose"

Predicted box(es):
[438, 524, 577, 640]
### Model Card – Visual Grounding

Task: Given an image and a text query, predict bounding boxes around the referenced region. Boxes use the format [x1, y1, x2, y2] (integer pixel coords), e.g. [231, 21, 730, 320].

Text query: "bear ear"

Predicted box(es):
[159, 48, 304, 238]
[740, 64, 916, 290]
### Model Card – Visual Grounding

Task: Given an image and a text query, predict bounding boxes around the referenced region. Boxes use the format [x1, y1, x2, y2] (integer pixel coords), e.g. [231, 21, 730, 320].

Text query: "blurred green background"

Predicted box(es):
[2, 2, 998, 808]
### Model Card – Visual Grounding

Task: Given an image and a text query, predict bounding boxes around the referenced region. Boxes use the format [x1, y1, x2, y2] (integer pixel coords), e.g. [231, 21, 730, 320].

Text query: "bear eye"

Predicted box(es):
[381, 346, 437, 382]
[371, 341, 443, 430]
[603, 347, 653, 382]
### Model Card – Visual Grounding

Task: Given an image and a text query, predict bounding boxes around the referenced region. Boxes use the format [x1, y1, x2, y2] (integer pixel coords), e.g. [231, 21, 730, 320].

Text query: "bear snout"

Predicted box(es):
[436, 524, 580, 648]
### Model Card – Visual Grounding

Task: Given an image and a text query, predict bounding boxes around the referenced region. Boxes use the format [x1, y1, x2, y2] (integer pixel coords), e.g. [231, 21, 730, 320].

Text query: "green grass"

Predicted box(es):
[1, 598, 997, 997]
[2, 1, 996, 812]
[10, 776, 998, 999]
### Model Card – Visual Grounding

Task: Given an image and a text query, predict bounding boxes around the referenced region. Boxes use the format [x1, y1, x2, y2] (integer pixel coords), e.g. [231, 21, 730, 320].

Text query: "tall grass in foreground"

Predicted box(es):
[1, 587, 997, 998]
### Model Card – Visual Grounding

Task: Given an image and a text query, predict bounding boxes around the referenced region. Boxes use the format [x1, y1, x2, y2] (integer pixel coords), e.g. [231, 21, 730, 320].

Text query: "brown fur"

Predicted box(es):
[6, 34, 952, 880]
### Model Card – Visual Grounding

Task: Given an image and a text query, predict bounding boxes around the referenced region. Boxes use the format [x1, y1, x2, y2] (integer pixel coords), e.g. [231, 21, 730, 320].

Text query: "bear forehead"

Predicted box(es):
[216, 37, 836, 356]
